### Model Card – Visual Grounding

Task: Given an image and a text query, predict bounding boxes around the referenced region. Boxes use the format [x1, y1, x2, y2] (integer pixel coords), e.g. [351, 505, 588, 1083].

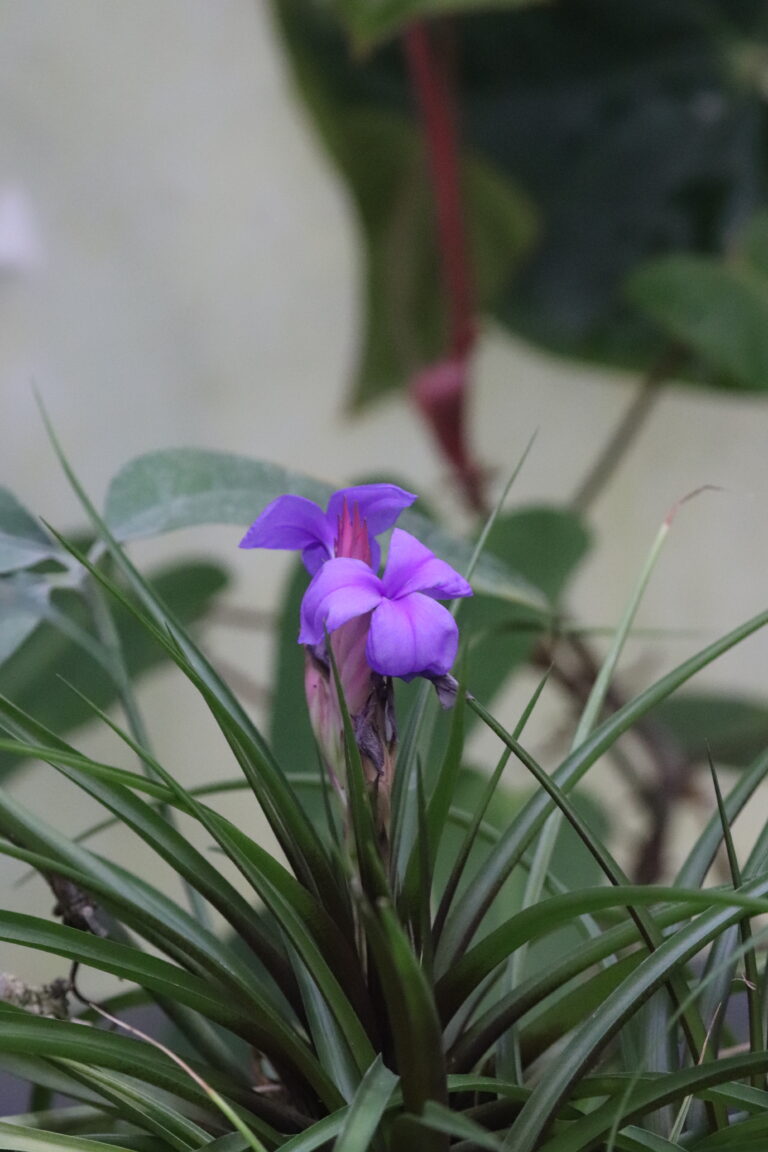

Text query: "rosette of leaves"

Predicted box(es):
[2, 447, 768, 1149]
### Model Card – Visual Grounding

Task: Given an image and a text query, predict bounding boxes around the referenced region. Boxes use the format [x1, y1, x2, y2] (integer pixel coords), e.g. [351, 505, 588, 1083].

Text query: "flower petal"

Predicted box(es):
[381, 529, 473, 601]
[299, 558, 383, 646]
[327, 484, 417, 538]
[366, 592, 459, 679]
[239, 495, 333, 564]
[301, 540, 330, 576]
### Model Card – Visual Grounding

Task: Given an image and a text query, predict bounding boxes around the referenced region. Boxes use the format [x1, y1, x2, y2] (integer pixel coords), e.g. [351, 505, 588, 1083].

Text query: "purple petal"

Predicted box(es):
[301, 540, 330, 576]
[239, 495, 333, 565]
[366, 592, 459, 679]
[381, 529, 473, 601]
[327, 484, 416, 538]
[299, 558, 383, 646]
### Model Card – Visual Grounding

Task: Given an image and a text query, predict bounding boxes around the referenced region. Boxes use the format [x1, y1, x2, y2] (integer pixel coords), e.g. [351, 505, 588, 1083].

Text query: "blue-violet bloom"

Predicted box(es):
[239, 484, 416, 575]
[299, 527, 473, 680]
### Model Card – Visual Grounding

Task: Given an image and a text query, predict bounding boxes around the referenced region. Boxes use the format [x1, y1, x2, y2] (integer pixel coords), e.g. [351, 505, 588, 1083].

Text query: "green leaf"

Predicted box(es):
[332, 0, 543, 45]
[105, 449, 546, 609]
[0, 573, 50, 666]
[0, 488, 56, 572]
[436, 882, 768, 1023]
[627, 255, 768, 392]
[464, 506, 590, 719]
[653, 692, 768, 770]
[504, 876, 768, 1152]
[332, 1056, 398, 1152]
[406, 1100, 504, 1150]
[449, 898, 707, 1074]
[104, 451, 328, 542]
[361, 898, 446, 1125]
[273, 0, 767, 380]
[536, 1052, 768, 1152]
[0, 705, 301, 1018]
[336, 109, 536, 408]
[677, 748, 768, 888]
[0, 1126, 139, 1152]
[740, 210, 768, 278]
[270, 560, 316, 778]
[439, 604, 768, 971]
[0, 910, 332, 1105]
[58, 1065, 209, 1151]
[0, 560, 227, 778]
[0, 1003, 278, 1137]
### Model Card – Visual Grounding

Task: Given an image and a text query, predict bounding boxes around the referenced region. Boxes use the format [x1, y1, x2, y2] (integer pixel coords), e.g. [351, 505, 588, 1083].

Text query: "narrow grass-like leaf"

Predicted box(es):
[612, 1130, 684, 1151]
[504, 876, 768, 1152]
[361, 899, 447, 1132]
[436, 883, 768, 1022]
[433, 666, 549, 949]
[708, 749, 763, 1086]
[439, 604, 768, 970]
[455, 698, 720, 1093]
[0, 1004, 283, 1136]
[390, 442, 535, 894]
[0, 790, 297, 1024]
[515, 513, 672, 1001]
[0, 910, 337, 1108]
[42, 516, 349, 934]
[409, 1100, 504, 1149]
[449, 900, 704, 1072]
[0, 724, 373, 1048]
[0, 1127, 144, 1152]
[332, 1056, 398, 1152]
[326, 638, 389, 903]
[59, 1065, 208, 1151]
[0, 691, 300, 1011]
[676, 748, 768, 887]
[536, 1051, 768, 1152]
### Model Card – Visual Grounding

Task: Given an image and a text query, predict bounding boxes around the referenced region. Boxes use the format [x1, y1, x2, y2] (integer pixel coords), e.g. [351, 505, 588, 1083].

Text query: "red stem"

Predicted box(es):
[404, 21, 486, 513]
[404, 22, 475, 359]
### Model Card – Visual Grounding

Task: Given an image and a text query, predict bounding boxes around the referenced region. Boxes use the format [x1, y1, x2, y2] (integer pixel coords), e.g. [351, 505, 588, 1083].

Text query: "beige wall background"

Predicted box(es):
[1, 1, 767, 986]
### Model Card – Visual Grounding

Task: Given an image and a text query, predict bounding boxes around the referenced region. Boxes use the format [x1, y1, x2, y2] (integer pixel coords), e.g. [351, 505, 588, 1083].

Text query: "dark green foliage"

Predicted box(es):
[3, 451, 768, 1150]
[273, 0, 768, 401]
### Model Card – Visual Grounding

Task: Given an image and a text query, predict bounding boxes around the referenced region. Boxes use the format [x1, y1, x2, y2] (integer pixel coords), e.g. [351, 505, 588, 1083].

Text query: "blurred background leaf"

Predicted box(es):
[465, 505, 591, 720]
[273, 0, 768, 393]
[105, 449, 547, 609]
[0, 560, 228, 781]
[0, 489, 58, 573]
[628, 211, 768, 392]
[652, 691, 768, 770]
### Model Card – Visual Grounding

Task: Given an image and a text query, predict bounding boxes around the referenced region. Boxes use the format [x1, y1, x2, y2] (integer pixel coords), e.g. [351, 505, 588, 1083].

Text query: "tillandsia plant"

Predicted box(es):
[3, 444, 768, 1152]
[240, 485, 472, 848]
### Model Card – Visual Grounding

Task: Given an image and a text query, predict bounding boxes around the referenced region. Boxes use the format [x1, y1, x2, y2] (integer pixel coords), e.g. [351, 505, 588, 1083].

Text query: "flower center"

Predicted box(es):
[334, 498, 372, 565]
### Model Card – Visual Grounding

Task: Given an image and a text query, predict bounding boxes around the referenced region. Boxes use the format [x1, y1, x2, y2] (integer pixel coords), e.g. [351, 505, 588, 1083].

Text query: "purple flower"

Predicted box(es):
[299, 528, 472, 680]
[239, 484, 416, 574]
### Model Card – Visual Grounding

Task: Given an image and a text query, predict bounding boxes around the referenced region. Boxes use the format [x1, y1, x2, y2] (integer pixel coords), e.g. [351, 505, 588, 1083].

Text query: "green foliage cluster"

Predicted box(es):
[1, 448, 768, 1150]
[274, 0, 768, 404]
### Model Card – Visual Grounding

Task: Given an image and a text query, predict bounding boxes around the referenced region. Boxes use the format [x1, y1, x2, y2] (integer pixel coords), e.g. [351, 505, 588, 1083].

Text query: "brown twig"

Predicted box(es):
[571, 344, 687, 515]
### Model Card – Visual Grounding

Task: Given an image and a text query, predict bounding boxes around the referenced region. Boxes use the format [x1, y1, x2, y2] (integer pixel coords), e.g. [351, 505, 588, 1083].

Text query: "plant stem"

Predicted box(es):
[404, 21, 487, 513]
[571, 344, 687, 515]
[404, 22, 474, 362]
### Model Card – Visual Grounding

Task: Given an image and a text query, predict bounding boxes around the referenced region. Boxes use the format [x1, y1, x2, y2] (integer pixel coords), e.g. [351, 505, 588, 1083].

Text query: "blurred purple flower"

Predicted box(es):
[300, 528, 472, 680]
[239, 484, 416, 575]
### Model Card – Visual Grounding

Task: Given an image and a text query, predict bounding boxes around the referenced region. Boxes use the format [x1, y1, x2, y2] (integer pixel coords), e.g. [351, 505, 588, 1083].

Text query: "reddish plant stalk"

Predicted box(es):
[404, 21, 487, 513]
[405, 21, 474, 360]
